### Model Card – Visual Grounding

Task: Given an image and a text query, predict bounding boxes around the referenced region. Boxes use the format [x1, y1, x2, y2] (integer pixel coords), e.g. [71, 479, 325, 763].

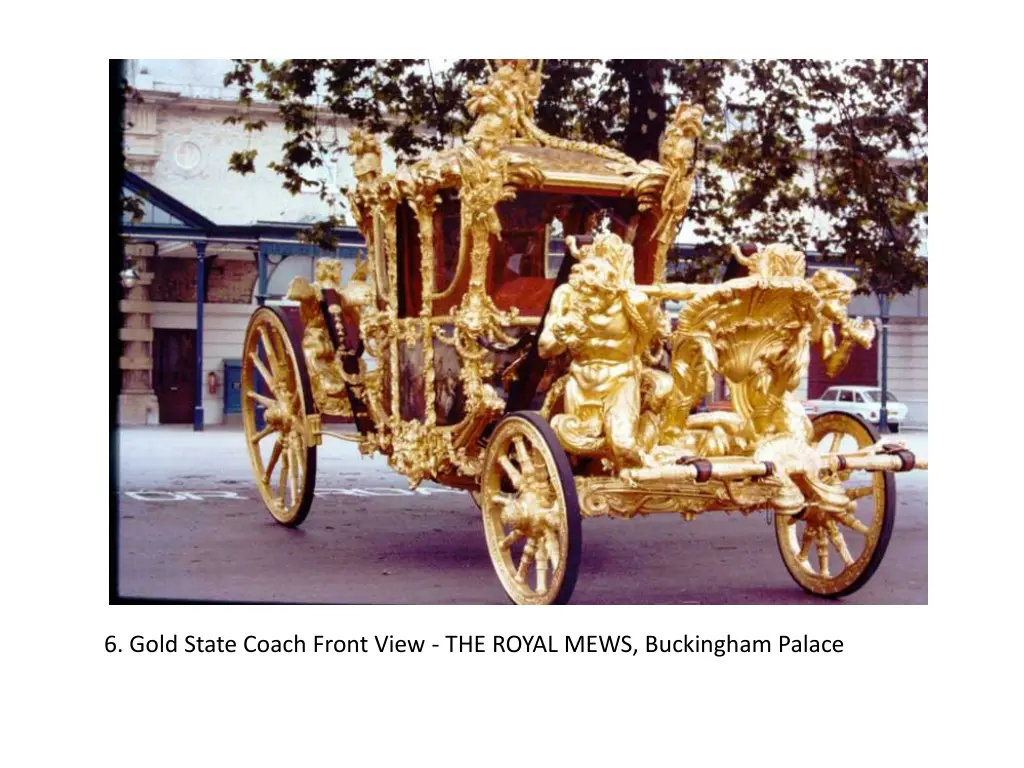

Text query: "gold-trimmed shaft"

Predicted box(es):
[621, 460, 774, 484]
[826, 454, 927, 472]
[620, 450, 926, 486]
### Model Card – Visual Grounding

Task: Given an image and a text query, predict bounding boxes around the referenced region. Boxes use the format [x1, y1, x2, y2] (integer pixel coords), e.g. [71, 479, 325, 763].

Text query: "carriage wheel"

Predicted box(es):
[775, 411, 895, 597]
[480, 412, 582, 605]
[242, 307, 317, 527]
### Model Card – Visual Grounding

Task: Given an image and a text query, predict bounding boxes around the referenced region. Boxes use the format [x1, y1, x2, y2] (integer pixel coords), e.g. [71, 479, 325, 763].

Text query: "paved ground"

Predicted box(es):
[114, 426, 928, 604]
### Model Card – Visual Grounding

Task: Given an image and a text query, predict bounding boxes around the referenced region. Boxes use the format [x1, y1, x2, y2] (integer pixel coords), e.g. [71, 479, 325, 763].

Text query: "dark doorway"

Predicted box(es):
[154, 328, 196, 424]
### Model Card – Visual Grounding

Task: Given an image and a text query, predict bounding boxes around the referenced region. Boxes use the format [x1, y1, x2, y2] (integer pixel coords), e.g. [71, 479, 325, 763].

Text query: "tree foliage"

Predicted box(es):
[222, 58, 927, 295]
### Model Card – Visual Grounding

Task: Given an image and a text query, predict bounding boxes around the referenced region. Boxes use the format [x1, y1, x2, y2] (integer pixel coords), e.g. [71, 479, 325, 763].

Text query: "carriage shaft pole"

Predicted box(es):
[827, 454, 927, 472]
[620, 451, 926, 485]
[621, 460, 774, 485]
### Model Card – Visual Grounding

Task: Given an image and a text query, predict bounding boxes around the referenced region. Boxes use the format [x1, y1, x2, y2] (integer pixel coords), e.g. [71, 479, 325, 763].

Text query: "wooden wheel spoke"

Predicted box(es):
[498, 455, 523, 489]
[826, 521, 855, 567]
[278, 450, 290, 508]
[797, 526, 816, 564]
[249, 352, 276, 389]
[250, 424, 276, 444]
[828, 431, 843, 454]
[535, 549, 548, 594]
[846, 486, 874, 501]
[513, 436, 535, 474]
[247, 391, 278, 409]
[499, 529, 525, 550]
[288, 443, 301, 507]
[815, 529, 830, 577]
[544, 529, 561, 572]
[516, 541, 536, 585]
[257, 326, 283, 380]
[837, 510, 871, 536]
[263, 439, 283, 485]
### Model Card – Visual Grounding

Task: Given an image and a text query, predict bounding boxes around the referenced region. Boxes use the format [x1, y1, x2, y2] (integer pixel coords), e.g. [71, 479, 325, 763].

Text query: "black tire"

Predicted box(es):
[774, 411, 895, 598]
[481, 411, 582, 605]
[242, 306, 318, 528]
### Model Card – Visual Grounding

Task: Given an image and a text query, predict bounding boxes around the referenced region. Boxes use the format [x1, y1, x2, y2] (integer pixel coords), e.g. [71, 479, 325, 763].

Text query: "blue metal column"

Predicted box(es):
[194, 241, 207, 431]
[257, 242, 268, 306]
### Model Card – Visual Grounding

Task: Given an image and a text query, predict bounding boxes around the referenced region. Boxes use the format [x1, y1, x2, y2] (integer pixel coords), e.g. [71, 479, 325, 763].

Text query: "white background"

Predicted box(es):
[3, 4, 1020, 765]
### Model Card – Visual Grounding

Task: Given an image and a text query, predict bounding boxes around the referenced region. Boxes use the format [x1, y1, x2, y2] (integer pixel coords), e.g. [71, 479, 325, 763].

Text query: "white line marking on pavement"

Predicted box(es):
[121, 486, 469, 502]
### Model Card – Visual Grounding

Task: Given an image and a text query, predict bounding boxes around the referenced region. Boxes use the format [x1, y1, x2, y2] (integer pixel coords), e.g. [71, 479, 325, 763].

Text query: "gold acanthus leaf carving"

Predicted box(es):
[346, 128, 383, 240]
[577, 476, 781, 519]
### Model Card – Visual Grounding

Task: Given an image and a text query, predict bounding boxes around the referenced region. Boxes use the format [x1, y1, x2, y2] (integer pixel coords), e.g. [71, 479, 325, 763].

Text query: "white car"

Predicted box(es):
[804, 386, 909, 432]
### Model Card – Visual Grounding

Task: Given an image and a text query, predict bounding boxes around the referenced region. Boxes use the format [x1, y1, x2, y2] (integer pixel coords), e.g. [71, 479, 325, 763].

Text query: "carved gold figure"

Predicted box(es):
[539, 234, 675, 468]
[240, 59, 927, 604]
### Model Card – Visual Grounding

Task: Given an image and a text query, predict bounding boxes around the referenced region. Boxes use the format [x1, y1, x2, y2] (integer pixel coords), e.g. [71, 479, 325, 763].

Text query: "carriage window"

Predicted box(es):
[433, 191, 462, 297]
[489, 193, 557, 317]
[396, 201, 422, 317]
[821, 390, 838, 401]
[490, 229, 554, 317]
[546, 218, 565, 278]
[491, 230, 548, 283]
[839, 391, 854, 402]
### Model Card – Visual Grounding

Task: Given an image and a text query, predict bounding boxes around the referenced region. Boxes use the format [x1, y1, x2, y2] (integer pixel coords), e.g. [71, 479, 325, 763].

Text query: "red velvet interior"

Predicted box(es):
[492, 276, 555, 317]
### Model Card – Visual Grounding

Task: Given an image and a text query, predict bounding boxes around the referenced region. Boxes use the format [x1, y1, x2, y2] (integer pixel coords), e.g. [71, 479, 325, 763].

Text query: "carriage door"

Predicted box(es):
[153, 328, 196, 424]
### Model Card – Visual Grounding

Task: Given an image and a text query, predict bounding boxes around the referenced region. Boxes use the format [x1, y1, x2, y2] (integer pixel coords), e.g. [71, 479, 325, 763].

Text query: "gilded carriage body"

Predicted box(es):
[241, 60, 926, 604]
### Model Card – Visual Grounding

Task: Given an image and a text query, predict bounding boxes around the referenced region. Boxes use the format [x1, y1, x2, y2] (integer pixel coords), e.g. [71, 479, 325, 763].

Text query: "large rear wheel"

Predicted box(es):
[480, 412, 581, 605]
[242, 307, 317, 527]
[775, 411, 895, 597]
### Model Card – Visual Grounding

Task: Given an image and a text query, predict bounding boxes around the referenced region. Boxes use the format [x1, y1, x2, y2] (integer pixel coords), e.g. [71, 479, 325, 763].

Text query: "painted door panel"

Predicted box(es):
[223, 358, 242, 414]
[154, 329, 196, 424]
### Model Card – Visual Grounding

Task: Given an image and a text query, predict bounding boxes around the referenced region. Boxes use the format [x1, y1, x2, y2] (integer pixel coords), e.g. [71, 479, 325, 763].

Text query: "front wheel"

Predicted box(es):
[480, 412, 582, 605]
[774, 411, 895, 598]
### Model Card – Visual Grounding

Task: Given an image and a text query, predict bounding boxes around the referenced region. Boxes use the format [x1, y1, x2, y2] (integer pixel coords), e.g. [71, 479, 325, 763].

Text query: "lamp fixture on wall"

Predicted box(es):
[120, 265, 140, 289]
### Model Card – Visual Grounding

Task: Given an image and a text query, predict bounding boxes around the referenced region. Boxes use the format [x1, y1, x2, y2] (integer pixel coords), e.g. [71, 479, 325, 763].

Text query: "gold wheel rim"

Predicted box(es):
[481, 417, 569, 605]
[775, 413, 887, 595]
[242, 309, 311, 524]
